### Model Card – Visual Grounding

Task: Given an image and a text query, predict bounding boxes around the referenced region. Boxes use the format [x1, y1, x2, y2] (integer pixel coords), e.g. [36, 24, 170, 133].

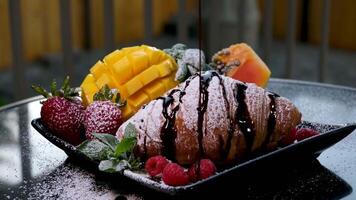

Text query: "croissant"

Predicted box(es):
[116, 71, 301, 165]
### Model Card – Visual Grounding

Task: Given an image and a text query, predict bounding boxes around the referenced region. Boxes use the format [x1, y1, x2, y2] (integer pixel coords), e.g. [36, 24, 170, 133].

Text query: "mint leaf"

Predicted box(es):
[98, 160, 116, 173]
[124, 123, 137, 138]
[98, 159, 131, 173]
[114, 123, 137, 157]
[77, 140, 112, 161]
[92, 133, 118, 151]
[115, 160, 131, 172]
[88, 125, 142, 173]
[114, 137, 136, 157]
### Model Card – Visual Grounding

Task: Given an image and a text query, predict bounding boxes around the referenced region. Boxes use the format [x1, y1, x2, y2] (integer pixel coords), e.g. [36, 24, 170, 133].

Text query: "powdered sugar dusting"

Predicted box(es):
[4, 162, 143, 200]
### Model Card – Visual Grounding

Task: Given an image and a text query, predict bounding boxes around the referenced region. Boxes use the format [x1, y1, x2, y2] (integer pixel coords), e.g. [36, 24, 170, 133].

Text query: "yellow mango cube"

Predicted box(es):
[90, 61, 107, 79]
[130, 50, 149, 75]
[112, 57, 133, 84]
[161, 74, 178, 90]
[103, 50, 124, 66]
[143, 79, 166, 99]
[139, 66, 160, 85]
[124, 76, 143, 96]
[95, 73, 117, 89]
[144, 45, 164, 65]
[155, 62, 172, 77]
[81, 74, 96, 86]
[127, 92, 150, 109]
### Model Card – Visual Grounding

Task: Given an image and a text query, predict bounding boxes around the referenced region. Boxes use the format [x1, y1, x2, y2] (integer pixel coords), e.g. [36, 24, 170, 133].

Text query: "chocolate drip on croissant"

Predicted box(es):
[234, 83, 255, 154]
[159, 78, 194, 161]
[262, 93, 278, 149]
[158, 89, 180, 161]
[197, 71, 219, 156]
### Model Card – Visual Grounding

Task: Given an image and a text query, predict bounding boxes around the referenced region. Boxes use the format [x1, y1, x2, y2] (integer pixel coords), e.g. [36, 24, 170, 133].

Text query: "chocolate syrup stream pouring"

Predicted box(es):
[197, 0, 203, 157]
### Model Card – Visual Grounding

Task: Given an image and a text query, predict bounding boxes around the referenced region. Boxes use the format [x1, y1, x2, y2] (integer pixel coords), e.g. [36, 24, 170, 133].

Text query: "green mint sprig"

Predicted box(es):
[77, 123, 141, 173]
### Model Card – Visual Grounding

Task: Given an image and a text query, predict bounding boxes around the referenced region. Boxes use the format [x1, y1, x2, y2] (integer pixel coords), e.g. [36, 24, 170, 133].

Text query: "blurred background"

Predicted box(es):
[1, 0, 356, 106]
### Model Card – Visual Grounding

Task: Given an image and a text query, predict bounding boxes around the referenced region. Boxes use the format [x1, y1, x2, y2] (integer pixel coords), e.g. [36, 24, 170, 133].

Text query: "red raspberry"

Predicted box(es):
[145, 156, 169, 177]
[162, 163, 189, 186]
[296, 128, 319, 141]
[188, 159, 216, 182]
[280, 127, 297, 146]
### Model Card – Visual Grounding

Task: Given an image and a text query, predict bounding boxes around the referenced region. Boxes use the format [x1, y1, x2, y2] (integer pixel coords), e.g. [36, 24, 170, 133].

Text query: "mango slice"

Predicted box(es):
[80, 45, 178, 120]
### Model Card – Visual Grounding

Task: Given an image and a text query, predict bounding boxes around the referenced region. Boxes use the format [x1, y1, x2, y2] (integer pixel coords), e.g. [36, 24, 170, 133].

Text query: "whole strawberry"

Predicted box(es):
[84, 85, 125, 139]
[32, 76, 85, 145]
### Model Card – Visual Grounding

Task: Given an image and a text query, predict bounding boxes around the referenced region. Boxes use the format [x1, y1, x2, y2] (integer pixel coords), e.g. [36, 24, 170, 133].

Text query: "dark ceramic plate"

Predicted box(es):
[31, 118, 356, 195]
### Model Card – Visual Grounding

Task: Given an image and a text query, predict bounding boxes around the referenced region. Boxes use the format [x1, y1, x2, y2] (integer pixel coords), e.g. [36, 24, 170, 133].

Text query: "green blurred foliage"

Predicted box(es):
[0, 97, 6, 107]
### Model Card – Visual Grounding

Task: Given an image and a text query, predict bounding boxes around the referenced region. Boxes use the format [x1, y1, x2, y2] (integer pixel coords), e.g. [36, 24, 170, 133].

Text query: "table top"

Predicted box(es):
[1, 78, 356, 200]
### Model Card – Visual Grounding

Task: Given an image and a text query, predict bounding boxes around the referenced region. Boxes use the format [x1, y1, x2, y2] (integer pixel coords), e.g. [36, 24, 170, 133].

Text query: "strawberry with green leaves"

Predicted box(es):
[32, 76, 85, 145]
[84, 85, 125, 139]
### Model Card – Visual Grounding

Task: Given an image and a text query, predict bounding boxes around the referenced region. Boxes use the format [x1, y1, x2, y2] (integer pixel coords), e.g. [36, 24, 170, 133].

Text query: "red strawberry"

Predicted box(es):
[188, 159, 216, 182]
[84, 101, 122, 139]
[32, 76, 85, 145]
[280, 127, 297, 146]
[162, 163, 189, 186]
[296, 128, 319, 141]
[84, 85, 124, 139]
[145, 156, 169, 177]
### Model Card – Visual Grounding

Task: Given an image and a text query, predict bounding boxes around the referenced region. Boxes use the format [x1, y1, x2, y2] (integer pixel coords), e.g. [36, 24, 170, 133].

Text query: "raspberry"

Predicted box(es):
[296, 128, 319, 141]
[280, 127, 297, 146]
[188, 159, 216, 182]
[162, 163, 189, 186]
[145, 156, 169, 177]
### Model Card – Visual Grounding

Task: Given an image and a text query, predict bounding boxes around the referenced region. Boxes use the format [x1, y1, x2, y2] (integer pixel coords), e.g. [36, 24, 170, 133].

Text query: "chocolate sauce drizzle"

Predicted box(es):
[234, 83, 255, 154]
[158, 89, 180, 160]
[158, 77, 194, 160]
[143, 136, 147, 159]
[196, 71, 219, 156]
[262, 93, 279, 149]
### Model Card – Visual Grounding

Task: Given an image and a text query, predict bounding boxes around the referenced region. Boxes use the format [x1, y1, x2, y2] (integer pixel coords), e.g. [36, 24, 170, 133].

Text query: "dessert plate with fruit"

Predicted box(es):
[31, 43, 356, 195]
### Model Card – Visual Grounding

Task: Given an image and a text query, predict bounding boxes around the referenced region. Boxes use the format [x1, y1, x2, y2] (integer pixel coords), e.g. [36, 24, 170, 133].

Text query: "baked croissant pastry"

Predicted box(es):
[116, 71, 301, 165]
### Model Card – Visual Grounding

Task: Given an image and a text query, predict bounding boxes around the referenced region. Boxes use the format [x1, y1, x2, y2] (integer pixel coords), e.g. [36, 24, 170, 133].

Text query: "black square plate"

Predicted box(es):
[31, 118, 356, 195]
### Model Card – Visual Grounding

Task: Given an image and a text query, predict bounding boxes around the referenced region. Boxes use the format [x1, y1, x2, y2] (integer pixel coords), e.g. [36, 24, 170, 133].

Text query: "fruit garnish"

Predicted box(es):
[84, 85, 124, 139]
[78, 122, 141, 172]
[162, 163, 189, 186]
[296, 128, 320, 141]
[80, 45, 179, 120]
[164, 43, 211, 82]
[32, 76, 85, 145]
[211, 43, 271, 87]
[188, 159, 216, 182]
[145, 155, 169, 177]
